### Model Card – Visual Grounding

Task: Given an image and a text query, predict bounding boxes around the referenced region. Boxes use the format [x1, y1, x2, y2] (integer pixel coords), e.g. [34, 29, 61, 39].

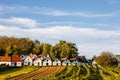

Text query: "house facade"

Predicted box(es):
[24, 56, 33, 66]
[53, 58, 61, 66]
[33, 58, 42, 66]
[43, 55, 52, 66]
[11, 56, 22, 67]
[61, 58, 71, 66]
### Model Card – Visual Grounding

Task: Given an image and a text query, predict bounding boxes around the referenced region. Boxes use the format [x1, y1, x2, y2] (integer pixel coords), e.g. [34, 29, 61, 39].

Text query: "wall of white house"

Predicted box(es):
[43, 60, 52, 66]
[24, 57, 33, 66]
[17, 62, 22, 66]
[53, 61, 61, 66]
[0, 62, 11, 66]
[62, 61, 71, 66]
[24, 61, 33, 66]
[33, 61, 42, 66]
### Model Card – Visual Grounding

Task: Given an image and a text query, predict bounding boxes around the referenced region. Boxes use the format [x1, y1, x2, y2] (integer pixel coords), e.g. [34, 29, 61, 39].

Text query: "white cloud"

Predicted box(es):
[0, 25, 120, 58]
[0, 5, 119, 18]
[38, 8, 120, 17]
[0, 17, 39, 28]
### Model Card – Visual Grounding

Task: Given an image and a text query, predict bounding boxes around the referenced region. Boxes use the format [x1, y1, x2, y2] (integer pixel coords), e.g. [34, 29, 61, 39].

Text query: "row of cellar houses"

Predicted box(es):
[0, 54, 86, 67]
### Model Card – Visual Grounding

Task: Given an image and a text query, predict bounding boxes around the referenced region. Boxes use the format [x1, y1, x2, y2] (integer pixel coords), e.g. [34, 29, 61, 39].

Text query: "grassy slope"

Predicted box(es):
[0, 66, 39, 80]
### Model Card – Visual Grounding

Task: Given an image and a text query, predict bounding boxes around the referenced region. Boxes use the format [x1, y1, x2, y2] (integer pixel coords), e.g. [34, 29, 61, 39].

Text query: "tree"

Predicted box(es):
[41, 43, 52, 56]
[53, 40, 78, 59]
[94, 51, 117, 67]
[33, 45, 41, 55]
[5, 45, 14, 56]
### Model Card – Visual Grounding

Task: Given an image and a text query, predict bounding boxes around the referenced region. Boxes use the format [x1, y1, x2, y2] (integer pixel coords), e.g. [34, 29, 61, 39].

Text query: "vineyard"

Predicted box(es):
[40, 64, 120, 80]
[1, 64, 120, 80]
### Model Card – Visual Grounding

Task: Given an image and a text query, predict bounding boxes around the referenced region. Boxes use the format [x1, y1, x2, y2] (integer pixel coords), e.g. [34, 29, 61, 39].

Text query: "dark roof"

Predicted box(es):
[77, 56, 86, 62]
[0, 56, 11, 62]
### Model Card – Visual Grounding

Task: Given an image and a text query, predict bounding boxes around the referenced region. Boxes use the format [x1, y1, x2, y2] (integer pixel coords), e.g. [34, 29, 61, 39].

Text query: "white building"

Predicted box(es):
[43, 55, 52, 66]
[53, 58, 61, 66]
[11, 56, 22, 67]
[33, 58, 42, 66]
[24, 56, 33, 66]
[61, 59, 71, 66]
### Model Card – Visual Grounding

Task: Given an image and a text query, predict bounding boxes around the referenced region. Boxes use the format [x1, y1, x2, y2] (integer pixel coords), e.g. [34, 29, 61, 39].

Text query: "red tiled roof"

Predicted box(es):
[0, 56, 11, 62]
[11, 56, 21, 62]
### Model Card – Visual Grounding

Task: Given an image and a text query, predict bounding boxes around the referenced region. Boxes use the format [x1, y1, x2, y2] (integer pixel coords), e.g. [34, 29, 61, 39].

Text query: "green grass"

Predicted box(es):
[0, 66, 40, 80]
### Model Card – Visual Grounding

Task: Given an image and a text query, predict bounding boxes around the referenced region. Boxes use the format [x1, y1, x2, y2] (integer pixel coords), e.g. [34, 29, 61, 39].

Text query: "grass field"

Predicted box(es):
[0, 66, 39, 80]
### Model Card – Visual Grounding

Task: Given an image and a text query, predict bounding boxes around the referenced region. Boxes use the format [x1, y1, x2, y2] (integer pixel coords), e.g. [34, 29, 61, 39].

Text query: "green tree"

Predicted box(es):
[33, 45, 41, 55]
[53, 40, 78, 59]
[41, 43, 52, 56]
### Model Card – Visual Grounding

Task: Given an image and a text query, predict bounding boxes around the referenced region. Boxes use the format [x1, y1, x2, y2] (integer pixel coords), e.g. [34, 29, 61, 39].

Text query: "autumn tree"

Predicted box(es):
[94, 51, 117, 66]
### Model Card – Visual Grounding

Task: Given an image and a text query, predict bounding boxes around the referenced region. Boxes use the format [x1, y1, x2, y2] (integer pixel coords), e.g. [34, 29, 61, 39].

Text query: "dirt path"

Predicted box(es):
[9, 67, 63, 80]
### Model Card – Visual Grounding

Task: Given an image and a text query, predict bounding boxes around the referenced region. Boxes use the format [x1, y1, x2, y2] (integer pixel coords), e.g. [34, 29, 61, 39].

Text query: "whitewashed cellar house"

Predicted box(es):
[43, 55, 52, 66]
[61, 58, 71, 66]
[53, 58, 61, 66]
[24, 54, 37, 66]
[11, 56, 22, 67]
[24, 56, 33, 66]
[33, 58, 42, 66]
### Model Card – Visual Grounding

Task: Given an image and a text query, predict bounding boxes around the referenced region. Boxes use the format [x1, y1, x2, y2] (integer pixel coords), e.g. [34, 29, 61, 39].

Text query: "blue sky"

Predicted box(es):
[0, 0, 120, 58]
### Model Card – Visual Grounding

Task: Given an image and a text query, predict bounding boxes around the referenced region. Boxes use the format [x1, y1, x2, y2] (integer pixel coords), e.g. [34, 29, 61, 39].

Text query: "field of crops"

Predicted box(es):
[9, 66, 63, 80]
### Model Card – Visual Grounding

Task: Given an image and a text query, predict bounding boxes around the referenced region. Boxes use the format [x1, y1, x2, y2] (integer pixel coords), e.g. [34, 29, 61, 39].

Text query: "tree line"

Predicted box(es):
[0, 36, 78, 60]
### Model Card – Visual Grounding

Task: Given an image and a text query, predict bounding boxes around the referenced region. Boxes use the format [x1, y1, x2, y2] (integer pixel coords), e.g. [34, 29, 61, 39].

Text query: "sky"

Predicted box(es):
[0, 0, 120, 58]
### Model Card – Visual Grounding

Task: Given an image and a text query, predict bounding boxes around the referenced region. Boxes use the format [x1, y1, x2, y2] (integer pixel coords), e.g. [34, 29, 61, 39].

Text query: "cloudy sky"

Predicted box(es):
[0, 0, 120, 58]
